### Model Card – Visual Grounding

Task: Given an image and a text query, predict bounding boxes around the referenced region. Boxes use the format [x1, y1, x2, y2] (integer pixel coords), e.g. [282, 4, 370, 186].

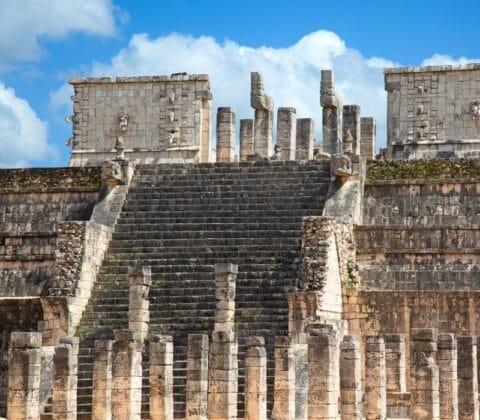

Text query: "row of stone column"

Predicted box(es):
[216, 71, 376, 163]
[216, 105, 315, 162]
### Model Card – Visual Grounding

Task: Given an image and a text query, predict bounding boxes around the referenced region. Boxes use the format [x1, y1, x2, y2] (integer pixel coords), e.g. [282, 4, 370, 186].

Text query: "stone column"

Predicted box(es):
[364, 336, 386, 420]
[92, 339, 113, 420]
[360, 117, 376, 159]
[7, 332, 42, 420]
[244, 336, 267, 420]
[208, 263, 238, 420]
[296, 118, 314, 160]
[340, 335, 362, 419]
[277, 107, 297, 160]
[342, 105, 361, 155]
[213, 263, 237, 332]
[410, 328, 439, 420]
[273, 336, 295, 419]
[457, 336, 479, 420]
[385, 333, 406, 393]
[251, 72, 274, 157]
[52, 336, 79, 420]
[150, 335, 174, 420]
[438, 333, 458, 420]
[128, 266, 151, 343]
[308, 326, 339, 419]
[240, 119, 254, 161]
[186, 334, 209, 420]
[320, 70, 342, 155]
[216, 107, 236, 162]
[112, 329, 143, 420]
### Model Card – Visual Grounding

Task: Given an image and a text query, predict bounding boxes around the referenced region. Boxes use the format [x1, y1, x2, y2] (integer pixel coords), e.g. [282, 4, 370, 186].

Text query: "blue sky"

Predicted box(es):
[0, 0, 478, 167]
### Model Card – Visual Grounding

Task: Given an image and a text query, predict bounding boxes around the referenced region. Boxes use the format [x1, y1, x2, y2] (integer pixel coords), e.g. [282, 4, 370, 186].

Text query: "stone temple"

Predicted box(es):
[2, 63, 480, 419]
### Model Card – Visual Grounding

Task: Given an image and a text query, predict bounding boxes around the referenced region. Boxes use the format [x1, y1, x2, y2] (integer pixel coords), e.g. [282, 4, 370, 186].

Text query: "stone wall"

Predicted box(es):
[385, 63, 480, 159]
[68, 74, 212, 166]
[0, 298, 43, 416]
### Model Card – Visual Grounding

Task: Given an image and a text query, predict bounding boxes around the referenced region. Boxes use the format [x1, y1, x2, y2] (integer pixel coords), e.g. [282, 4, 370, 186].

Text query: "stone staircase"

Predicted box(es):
[75, 160, 331, 418]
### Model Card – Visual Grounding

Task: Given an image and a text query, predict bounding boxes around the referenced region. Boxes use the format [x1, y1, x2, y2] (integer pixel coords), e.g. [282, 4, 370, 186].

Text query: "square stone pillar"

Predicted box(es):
[208, 263, 238, 419]
[128, 266, 151, 343]
[112, 329, 143, 420]
[340, 335, 362, 419]
[208, 331, 238, 420]
[245, 336, 267, 420]
[342, 105, 361, 154]
[92, 339, 113, 420]
[307, 326, 339, 419]
[150, 335, 174, 420]
[213, 263, 237, 332]
[216, 107, 236, 162]
[277, 107, 297, 160]
[251, 72, 274, 157]
[240, 119, 254, 161]
[296, 118, 314, 160]
[365, 336, 386, 420]
[457, 336, 479, 420]
[52, 336, 79, 420]
[273, 336, 295, 419]
[410, 328, 439, 420]
[186, 334, 209, 420]
[385, 333, 406, 393]
[438, 333, 458, 420]
[320, 70, 342, 155]
[7, 332, 43, 420]
[360, 117, 376, 159]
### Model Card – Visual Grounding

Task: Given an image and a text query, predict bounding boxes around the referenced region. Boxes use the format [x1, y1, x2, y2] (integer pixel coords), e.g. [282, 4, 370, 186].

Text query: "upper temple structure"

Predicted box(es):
[2, 62, 480, 419]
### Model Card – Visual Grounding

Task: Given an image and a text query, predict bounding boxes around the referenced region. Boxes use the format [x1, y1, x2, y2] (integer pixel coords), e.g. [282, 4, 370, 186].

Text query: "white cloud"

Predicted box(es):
[0, 82, 56, 167]
[0, 0, 119, 68]
[88, 30, 390, 150]
[422, 54, 480, 67]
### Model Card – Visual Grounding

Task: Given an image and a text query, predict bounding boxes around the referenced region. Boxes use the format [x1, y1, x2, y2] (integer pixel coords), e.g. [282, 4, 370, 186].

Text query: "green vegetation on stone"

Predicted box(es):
[367, 159, 480, 181]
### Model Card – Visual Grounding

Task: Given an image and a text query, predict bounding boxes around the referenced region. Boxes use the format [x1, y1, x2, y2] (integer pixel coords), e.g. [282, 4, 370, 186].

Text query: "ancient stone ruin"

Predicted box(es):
[2, 62, 480, 419]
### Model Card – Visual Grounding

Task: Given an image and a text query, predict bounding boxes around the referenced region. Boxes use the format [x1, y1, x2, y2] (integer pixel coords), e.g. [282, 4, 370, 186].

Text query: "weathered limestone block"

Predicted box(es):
[340, 335, 362, 419]
[438, 333, 458, 420]
[331, 154, 353, 179]
[239, 119, 254, 161]
[128, 266, 151, 343]
[149, 335, 173, 420]
[273, 336, 295, 419]
[342, 105, 361, 155]
[112, 329, 143, 420]
[410, 328, 439, 420]
[385, 334, 406, 393]
[7, 332, 43, 420]
[360, 117, 376, 160]
[216, 107, 236, 162]
[296, 118, 314, 160]
[277, 107, 297, 160]
[214, 263, 237, 332]
[244, 336, 267, 420]
[457, 336, 479, 420]
[208, 331, 238, 420]
[365, 336, 386, 420]
[320, 70, 342, 155]
[251, 72, 274, 157]
[307, 326, 340, 419]
[52, 336, 79, 420]
[186, 334, 209, 420]
[92, 339, 113, 420]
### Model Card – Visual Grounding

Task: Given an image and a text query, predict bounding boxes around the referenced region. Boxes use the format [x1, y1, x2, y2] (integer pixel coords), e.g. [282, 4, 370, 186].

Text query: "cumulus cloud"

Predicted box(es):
[0, 82, 56, 167]
[422, 54, 480, 67]
[0, 0, 119, 68]
[86, 30, 391, 149]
